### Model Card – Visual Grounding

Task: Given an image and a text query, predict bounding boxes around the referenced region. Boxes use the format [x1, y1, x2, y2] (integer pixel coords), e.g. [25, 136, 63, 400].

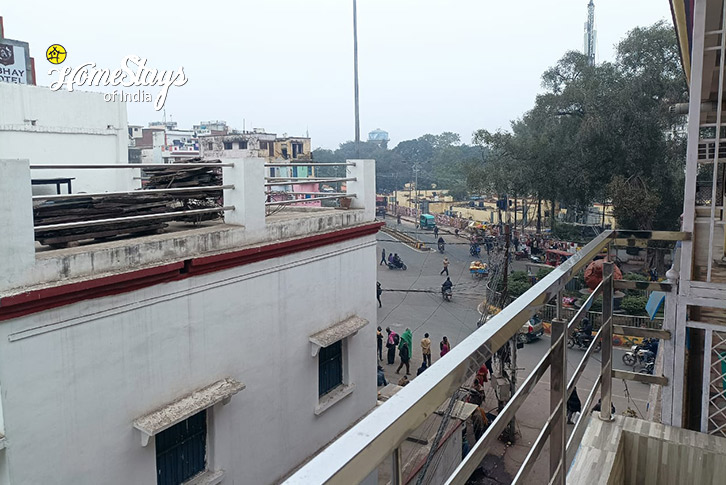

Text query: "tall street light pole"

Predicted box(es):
[353, 0, 361, 157]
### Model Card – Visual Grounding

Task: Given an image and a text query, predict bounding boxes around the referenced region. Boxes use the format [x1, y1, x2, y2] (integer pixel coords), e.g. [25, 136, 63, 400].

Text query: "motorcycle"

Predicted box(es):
[567, 332, 601, 352]
[623, 338, 658, 367]
[387, 259, 407, 270]
[438, 241, 446, 253]
[622, 344, 649, 367]
[640, 359, 655, 375]
[442, 287, 452, 302]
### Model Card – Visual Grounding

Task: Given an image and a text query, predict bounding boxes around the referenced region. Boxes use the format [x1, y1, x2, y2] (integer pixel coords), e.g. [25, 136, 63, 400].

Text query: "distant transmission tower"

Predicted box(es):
[584, 0, 597, 65]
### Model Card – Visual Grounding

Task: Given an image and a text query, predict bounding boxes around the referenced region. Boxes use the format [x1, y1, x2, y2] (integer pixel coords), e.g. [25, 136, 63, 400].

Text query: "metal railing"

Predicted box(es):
[264, 162, 358, 208]
[30, 161, 364, 233]
[284, 230, 682, 485]
[30, 162, 234, 236]
[266, 194, 356, 207]
[29, 163, 233, 169]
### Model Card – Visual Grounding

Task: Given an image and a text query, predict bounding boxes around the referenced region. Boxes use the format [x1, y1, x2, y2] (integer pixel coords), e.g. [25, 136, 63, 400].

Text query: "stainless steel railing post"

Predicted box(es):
[599, 261, 614, 421]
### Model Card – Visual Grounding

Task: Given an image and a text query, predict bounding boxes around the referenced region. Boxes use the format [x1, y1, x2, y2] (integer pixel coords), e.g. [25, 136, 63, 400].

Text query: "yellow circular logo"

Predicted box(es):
[46, 45, 67, 65]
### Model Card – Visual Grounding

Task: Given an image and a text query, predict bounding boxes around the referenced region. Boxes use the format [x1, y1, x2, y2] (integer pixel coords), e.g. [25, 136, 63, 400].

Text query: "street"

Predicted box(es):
[376, 216, 652, 483]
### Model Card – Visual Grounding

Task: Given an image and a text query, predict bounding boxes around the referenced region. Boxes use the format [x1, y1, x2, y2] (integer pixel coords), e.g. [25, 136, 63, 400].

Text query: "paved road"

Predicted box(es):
[375, 216, 653, 482]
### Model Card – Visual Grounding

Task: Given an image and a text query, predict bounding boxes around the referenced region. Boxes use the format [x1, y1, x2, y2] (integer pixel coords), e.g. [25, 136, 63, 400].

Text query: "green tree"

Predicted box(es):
[471, 21, 687, 231]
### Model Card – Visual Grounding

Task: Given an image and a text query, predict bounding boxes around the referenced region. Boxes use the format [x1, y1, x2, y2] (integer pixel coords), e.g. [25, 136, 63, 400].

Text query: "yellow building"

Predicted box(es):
[273, 137, 312, 160]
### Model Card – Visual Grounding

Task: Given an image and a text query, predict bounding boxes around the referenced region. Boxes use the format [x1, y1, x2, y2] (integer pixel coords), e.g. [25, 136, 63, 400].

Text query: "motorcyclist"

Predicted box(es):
[470, 243, 480, 257]
[642, 338, 659, 362]
[393, 253, 402, 267]
[388, 253, 394, 265]
[577, 317, 594, 347]
[438, 237, 445, 252]
[441, 277, 453, 296]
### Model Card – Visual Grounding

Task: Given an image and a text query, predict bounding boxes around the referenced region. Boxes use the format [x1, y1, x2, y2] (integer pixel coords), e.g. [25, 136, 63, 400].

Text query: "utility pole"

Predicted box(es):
[352, 0, 361, 157]
[413, 162, 420, 238]
[501, 224, 517, 442]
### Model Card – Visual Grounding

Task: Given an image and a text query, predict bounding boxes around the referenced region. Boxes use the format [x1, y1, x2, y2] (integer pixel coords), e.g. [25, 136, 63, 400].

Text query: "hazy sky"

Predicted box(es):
[3, 0, 673, 149]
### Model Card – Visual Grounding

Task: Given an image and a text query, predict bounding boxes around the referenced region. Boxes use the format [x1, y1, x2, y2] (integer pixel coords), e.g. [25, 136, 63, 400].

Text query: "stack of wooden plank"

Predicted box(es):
[143, 160, 223, 223]
[34, 195, 172, 248]
[33, 160, 225, 248]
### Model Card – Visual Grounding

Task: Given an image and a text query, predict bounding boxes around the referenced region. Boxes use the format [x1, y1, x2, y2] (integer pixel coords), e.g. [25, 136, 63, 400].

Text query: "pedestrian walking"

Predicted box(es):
[380, 248, 387, 265]
[376, 282, 382, 308]
[434, 226, 439, 238]
[386, 327, 398, 365]
[396, 328, 413, 375]
[440, 336, 450, 357]
[396, 339, 411, 375]
[376, 326, 383, 361]
[440, 257, 450, 276]
[421, 333, 432, 366]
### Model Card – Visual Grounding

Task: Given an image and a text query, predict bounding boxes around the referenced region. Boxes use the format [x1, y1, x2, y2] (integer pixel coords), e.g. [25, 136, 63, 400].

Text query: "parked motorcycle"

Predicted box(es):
[567, 332, 602, 352]
[442, 287, 453, 302]
[388, 259, 407, 270]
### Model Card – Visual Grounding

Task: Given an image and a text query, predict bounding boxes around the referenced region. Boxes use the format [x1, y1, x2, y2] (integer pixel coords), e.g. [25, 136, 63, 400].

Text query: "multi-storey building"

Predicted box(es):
[0, 82, 380, 485]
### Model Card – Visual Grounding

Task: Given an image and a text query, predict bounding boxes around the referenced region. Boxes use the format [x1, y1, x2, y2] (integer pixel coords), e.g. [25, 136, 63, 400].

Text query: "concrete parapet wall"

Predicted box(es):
[0, 158, 377, 294]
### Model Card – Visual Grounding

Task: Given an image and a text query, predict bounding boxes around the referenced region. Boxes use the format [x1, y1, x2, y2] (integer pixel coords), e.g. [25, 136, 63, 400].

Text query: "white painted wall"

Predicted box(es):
[0, 83, 133, 194]
[0, 236, 377, 485]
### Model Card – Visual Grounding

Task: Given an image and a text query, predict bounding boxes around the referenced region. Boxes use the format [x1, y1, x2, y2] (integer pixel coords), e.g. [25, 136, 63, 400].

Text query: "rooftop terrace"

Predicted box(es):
[0, 158, 377, 301]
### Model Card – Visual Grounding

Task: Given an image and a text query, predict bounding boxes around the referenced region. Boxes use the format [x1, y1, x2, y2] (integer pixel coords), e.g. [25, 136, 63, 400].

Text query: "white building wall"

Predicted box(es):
[0, 236, 377, 485]
[0, 83, 133, 194]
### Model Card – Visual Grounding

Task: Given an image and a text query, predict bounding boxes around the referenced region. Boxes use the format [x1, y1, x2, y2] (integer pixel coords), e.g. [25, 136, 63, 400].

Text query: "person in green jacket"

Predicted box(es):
[396, 328, 413, 375]
[399, 328, 413, 356]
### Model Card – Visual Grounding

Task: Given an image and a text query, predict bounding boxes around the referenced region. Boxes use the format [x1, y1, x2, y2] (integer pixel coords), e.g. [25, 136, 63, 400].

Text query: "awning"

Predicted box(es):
[133, 378, 245, 446]
[309, 315, 369, 356]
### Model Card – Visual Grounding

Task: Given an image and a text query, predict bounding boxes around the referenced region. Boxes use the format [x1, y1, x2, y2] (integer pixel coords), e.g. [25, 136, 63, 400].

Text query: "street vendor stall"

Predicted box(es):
[469, 260, 489, 279]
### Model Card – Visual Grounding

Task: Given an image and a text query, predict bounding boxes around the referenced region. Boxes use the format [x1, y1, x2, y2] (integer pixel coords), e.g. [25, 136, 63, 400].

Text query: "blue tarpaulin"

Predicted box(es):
[646, 291, 667, 320]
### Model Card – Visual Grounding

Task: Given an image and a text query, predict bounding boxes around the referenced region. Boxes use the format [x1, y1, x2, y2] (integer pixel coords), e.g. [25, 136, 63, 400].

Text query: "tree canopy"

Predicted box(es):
[311, 22, 687, 231]
[312, 132, 485, 199]
[469, 21, 687, 230]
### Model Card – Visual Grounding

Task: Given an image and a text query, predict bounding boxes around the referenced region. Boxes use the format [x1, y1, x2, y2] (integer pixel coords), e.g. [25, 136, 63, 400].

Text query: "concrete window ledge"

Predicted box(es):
[315, 384, 356, 416]
[309, 315, 369, 357]
[133, 378, 245, 446]
[182, 469, 224, 485]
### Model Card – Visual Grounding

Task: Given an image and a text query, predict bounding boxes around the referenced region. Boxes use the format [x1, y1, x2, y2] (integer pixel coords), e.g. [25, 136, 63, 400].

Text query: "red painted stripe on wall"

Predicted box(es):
[0, 222, 383, 322]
